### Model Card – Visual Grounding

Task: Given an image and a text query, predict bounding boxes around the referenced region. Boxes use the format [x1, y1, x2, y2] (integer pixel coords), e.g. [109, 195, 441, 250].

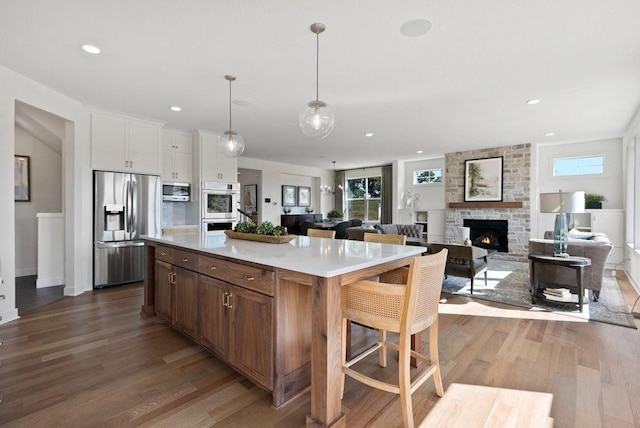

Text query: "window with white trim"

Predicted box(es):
[553, 155, 604, 177]
[413, 168, 443, 185]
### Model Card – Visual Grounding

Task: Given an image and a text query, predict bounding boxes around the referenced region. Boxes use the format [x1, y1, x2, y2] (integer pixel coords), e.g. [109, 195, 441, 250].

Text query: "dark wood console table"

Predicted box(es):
[528, 253, 591, 312]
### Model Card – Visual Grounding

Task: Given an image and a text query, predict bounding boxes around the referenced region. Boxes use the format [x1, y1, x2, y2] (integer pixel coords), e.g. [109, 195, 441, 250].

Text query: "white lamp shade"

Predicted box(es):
[299, 100, 335, 138]
[218, 131, 245, 158]
[539, 191, 585, 213]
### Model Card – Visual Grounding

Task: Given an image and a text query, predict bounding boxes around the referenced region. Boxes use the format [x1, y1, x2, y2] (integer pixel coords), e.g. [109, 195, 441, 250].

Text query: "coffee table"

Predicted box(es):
[528, 253, 591, 312]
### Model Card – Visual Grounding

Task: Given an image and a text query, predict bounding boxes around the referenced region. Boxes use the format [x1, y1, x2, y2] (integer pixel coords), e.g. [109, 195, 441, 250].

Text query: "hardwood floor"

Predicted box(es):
[0, 274, 638, 427]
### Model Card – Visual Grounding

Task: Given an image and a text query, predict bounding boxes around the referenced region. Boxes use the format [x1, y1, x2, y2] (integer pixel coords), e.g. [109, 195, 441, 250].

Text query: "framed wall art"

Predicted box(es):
[297, 186, 311, 207]
[15, 155, 31, 202]
[244, 184, 257, 212]
[464, 156, 503, 202]
[282, 185, 297, 207]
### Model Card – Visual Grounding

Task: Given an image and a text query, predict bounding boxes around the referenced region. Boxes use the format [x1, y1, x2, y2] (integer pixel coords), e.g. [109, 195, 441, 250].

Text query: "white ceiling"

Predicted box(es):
[2, 0, 640, 169]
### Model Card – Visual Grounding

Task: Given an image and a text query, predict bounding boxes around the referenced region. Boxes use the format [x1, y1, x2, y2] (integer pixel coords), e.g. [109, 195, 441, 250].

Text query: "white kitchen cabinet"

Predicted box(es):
[91, 110, 163, 174]
[194, 130, 237, 183]
[162, 130, 193, 183]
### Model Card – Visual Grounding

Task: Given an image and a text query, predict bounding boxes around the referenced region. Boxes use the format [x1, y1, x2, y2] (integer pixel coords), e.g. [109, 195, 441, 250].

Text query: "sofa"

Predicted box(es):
[528, 230, 613, 300]
[345, 223, 424, 243]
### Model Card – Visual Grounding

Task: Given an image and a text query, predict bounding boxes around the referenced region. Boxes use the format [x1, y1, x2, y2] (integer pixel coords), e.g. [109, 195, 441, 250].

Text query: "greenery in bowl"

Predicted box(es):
[327, 209, 342, 219]
[235, 221, 287, 236]
[585, 193, 606, 204]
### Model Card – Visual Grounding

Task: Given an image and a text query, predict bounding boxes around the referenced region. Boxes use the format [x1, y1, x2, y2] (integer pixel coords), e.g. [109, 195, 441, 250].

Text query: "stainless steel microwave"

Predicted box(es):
[162, 182, 190, 201]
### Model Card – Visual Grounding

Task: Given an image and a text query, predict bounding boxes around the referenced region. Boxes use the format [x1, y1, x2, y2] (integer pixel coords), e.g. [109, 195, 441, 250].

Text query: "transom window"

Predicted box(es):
[346, 176, 381, 222]
[553, 155, 604, 176]
[413, 168, 443, 185]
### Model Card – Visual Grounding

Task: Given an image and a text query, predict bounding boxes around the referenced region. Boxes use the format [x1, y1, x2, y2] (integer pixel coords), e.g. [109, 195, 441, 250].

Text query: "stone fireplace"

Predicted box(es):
[444, 144, 531, 261]
[464, 219, 509, 253]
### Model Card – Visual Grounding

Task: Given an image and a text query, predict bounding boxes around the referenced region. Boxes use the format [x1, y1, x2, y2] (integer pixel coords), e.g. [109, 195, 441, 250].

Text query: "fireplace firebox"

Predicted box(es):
[463, 219, 508, 253]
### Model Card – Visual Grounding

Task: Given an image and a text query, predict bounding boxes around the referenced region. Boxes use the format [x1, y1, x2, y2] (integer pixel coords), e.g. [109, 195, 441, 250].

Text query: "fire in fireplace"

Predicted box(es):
[463, 219, 508, 253]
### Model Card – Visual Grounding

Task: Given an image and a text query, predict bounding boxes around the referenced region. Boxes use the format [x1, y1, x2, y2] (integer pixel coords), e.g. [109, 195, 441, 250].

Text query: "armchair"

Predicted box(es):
[429, 243, 488, 294]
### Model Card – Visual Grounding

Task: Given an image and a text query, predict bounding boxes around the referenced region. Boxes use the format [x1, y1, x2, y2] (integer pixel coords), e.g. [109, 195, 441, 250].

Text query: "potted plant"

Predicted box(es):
[585, 193, 606, 209]
[327, 209, 343, 221]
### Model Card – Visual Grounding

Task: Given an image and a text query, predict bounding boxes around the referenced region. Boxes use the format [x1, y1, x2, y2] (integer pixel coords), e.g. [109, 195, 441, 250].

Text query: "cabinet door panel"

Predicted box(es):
[154, 260, 173, 321]
[199, 275, 229, 358]
[173, 266, 199, 339]
[128, 121, 161, 174]
[173, 151, 193, 182]
[91, 112, 127, 171]
[229, 286, 273, 389]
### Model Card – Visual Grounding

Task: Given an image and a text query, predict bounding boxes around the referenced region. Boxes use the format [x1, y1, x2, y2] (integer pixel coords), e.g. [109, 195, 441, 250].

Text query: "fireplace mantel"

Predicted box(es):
[448, 201, 523, 209]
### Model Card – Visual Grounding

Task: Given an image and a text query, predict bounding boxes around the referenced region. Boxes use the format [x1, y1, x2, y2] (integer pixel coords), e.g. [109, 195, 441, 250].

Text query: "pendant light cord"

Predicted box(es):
[316, 30, 320, 104]
[229, 78, 232, 131]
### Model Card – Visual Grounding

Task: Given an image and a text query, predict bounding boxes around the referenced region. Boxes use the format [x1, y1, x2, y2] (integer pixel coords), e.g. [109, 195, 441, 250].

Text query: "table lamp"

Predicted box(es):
[539, 190, 585, 257]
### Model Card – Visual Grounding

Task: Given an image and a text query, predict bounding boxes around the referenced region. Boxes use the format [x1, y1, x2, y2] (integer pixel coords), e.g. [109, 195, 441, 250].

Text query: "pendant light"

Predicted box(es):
[299, 23, 335, 139]
[218, 75, 245, 158]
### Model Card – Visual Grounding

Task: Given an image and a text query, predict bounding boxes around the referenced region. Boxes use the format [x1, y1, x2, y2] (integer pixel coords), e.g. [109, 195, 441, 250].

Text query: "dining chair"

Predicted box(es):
[341, 249, 448, 428]
[307, 228, 336, 239]
[364, 233, 407, 245]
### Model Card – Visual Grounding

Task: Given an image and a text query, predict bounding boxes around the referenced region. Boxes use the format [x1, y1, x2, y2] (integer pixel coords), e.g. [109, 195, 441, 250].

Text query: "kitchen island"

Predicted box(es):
[142, 233, 424, 427]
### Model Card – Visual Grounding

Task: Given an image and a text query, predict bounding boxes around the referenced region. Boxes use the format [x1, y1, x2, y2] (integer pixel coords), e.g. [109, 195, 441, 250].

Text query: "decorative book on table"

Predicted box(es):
[542, 288, 578, 302]
[544, 288, 571, 297]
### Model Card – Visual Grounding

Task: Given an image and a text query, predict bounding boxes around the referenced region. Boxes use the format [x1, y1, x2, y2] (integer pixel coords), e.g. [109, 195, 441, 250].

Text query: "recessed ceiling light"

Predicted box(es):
[400, 19, 433, 37]
[526, 99, 540, 105]
[364, 132, 373, 137]
[417, 150, 424, 154]
[544, 132, 555, 137]
[170, 106, 182, 112]
[82, 44, 101, 54]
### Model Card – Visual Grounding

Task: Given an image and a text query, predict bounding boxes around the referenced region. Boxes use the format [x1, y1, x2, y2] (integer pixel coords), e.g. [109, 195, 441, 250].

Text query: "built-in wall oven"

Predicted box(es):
[201, 182, 239, 235]
[202, 182, 239, 220]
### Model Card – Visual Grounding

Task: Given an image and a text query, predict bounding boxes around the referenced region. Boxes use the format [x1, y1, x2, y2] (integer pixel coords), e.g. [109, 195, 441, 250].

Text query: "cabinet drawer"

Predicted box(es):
[228, 263, 274, 296]
[198, 255, 230, 281]
[155, 246, 175, 263]
[173, 249, 198, 271]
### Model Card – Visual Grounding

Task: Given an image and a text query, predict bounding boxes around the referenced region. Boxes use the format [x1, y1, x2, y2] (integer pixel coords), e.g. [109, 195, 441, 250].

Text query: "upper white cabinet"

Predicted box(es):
[91, 110, 163, 174]
[162, 130, 193, 183]
[194, 130, 237, 183]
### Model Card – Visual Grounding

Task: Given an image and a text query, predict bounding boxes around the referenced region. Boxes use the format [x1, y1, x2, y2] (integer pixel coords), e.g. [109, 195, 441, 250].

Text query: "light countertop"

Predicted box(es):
[143, 233, 424, 278]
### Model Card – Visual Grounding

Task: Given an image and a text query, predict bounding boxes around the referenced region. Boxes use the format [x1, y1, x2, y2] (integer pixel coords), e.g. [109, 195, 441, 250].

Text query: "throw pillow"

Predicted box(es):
[568, 228, 594, 239]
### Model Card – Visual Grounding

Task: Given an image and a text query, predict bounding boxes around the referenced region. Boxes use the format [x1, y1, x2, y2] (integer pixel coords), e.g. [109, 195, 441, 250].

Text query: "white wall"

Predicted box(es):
[238, 157, 332, 225]
[401, 158, 445, 210]
[1, 64, 92, 325]
[533, 138, 624, 236]
[14, 126, 62, 276]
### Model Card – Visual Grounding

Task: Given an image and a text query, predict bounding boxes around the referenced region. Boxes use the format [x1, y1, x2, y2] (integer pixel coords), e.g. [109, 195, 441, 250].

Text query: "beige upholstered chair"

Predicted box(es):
[429, 243, 488, 294]
[341, 250, 448, 428]
[307, 228, 336, 239]
[364, 233, 407, 245]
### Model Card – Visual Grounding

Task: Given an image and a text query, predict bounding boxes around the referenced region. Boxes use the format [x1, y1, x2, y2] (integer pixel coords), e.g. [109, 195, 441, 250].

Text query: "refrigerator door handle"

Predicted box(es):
[95, 241, 145, 249]
[126, 179, 133, 236]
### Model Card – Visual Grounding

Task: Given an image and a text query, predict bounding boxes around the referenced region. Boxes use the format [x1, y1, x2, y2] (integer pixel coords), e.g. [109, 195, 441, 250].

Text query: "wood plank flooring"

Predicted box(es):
[0, 274, 638, 427]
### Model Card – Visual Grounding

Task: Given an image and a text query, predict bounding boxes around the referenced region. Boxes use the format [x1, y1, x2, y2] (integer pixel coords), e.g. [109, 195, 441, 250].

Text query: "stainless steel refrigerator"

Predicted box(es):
[93, 170, 161, 288]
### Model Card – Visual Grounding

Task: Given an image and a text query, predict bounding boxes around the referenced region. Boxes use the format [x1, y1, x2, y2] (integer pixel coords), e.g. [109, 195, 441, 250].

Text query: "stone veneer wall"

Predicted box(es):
[445, 144, 530, 261]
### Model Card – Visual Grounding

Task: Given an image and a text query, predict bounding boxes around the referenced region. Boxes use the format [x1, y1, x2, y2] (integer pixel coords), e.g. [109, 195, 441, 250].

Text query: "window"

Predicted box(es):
[346, 176, 381, 222]
[413, 168, 443, 185]
[553, 155, 604, 177]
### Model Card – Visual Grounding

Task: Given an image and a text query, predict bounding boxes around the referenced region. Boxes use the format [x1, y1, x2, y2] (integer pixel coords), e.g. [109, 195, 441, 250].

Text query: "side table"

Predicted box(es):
[528, 253, 591, 312]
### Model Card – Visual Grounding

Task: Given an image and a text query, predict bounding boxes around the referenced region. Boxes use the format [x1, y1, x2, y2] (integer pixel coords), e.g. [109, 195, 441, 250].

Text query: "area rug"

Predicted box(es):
[440, 259, 637, 329]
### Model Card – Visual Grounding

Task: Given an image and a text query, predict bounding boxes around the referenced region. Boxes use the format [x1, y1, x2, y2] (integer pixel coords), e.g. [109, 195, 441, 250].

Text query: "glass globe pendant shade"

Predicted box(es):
[299, 100, 335, 139]
[218, 130, 245, 158]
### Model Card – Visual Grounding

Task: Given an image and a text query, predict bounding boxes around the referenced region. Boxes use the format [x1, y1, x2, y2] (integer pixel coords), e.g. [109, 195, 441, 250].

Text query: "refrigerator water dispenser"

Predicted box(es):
[104, 204, 125, 231]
